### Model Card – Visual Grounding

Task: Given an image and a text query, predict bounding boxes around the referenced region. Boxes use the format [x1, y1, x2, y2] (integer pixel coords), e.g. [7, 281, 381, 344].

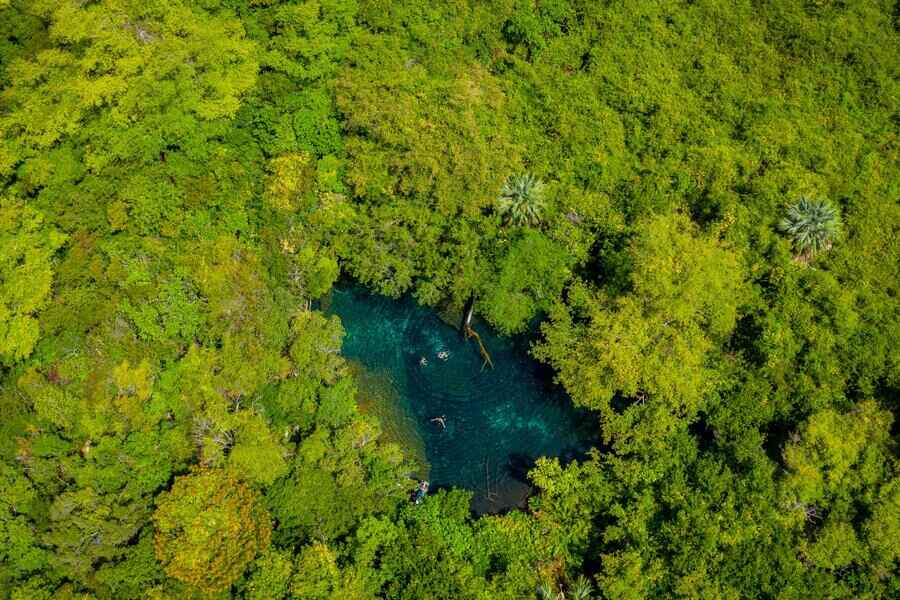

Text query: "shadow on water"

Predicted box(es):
[326, 285, 597, 514]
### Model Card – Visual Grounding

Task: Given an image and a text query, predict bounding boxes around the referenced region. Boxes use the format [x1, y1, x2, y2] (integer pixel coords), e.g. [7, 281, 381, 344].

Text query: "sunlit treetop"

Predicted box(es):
[0, 0, 258, 173]
[153, 469, 272, 594]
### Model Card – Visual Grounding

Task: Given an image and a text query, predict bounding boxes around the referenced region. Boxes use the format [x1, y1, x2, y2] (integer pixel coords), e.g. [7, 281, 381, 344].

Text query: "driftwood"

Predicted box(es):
[462, 298, 494, 370]
[465, 324, 494, 370]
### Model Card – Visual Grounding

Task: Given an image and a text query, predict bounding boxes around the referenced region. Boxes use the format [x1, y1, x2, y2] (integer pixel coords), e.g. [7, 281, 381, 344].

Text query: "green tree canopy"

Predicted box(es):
[536, 212, 748, 454]
[153, 469, 272, 593]
[0, 199, 66, 364]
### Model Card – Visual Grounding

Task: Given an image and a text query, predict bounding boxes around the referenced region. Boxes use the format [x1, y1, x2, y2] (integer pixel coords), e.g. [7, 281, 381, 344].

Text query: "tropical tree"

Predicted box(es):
[0, 198, 66, 365]
[153, 469, 272, 593]
[538, 581, 561, 599]
[779, 198, 841, 259]
[498, 173, 547, 227]
[535, 213, 748, 455]
[536, 576, 594, 600]
[570, 575, 595, 600]
[481, 230, 573, 334]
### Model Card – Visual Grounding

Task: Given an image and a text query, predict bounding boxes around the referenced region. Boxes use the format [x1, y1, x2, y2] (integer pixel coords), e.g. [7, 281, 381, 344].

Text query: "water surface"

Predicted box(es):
[327, 286, 594, 513]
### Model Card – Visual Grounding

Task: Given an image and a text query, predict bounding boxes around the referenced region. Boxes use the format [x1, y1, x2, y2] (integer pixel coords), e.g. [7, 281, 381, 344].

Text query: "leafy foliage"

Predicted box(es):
[481, 230, 573, 334]
[535, 213, 748, 455]
[0, 0, 898, 598]
[153, 469, 272, 593]
[0, 199, 65, 363]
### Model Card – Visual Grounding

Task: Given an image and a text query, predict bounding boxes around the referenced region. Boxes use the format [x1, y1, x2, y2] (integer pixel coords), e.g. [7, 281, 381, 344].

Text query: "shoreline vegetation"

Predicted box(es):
[1, 1, 898, 598]
[346, 359, 431, 480]
[327, 284, 590, 514]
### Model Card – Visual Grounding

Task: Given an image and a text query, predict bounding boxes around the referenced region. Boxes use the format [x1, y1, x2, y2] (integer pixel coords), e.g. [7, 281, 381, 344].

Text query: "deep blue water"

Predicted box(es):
[326, 286, 594, 513]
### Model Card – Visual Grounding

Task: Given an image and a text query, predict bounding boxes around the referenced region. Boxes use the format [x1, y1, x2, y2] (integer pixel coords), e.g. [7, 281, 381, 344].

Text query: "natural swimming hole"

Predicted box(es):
[325, 286, 595, 513]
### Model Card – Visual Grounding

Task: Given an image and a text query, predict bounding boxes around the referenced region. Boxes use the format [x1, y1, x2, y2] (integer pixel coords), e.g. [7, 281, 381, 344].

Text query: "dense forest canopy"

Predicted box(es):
[1, 0, 898, 598]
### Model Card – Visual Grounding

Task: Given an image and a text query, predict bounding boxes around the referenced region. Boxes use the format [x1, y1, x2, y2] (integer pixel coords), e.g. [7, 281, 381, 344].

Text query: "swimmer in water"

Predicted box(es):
[437, 350, 449, 360]
[430, 415, 446, 430]
[419, 356, 428, 367]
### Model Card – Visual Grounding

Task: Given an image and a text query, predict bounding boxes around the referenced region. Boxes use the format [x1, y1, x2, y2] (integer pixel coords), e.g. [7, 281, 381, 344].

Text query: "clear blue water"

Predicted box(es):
[326, 286, 594, 513]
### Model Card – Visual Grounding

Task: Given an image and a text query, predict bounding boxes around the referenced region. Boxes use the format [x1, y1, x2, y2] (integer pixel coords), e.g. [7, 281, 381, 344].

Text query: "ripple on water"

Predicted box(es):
[327, 285, 594, 513]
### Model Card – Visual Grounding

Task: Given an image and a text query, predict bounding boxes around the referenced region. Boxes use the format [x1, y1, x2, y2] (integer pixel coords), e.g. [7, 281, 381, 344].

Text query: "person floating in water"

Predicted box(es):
[437, 350, 449, 360]
[419, 356, 428, 367]
[430, 415, 446, 430]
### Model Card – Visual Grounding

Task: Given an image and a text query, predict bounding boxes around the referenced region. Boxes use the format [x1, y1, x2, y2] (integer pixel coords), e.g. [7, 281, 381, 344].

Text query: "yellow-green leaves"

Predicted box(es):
[228, 413, 289, 486]
[289, 542, 342, 599]
[265, 153, 315, 212]
[0, 200, 66, 364]
[2, 0, 258, 162]
[536, 213, 747, 454]
[782, 401, 898, 578]
[289, 310, 345, 385]
[153, 469, 272, 593]
[629, 213, 746, 339]
[113, 359, 154, 402]
[782, 400, 893, 507]
[865, 478, 900, 578]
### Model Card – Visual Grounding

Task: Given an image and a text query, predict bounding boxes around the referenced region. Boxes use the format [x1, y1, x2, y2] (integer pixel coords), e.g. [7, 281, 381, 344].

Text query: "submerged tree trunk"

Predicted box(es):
[461, 295, 494, 370]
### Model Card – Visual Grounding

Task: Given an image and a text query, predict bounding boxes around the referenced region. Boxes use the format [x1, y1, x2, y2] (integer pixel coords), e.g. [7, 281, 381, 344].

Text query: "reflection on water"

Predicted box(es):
[328, 285, 594, 513]
[347, 360, 430, 477]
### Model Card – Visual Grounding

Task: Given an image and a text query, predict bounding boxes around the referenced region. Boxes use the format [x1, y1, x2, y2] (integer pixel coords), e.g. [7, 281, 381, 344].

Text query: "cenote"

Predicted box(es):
[325, 285, 595, 514]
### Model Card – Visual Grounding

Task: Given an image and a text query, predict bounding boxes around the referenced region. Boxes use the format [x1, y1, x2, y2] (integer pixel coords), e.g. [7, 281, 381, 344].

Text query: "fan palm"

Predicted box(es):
[569, 576, 594, 600]
[498, 173, 546, 227]
[537, 581, 561, 600]
[779, 198, 840, 259]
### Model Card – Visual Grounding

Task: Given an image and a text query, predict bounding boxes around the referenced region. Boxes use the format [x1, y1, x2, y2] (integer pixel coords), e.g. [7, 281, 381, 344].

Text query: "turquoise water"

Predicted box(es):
[327, 286, 594, 513]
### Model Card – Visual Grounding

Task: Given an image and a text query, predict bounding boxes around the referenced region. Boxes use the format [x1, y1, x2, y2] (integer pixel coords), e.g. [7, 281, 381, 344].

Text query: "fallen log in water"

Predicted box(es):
[461, 297, 494, 370]
[465, 324, 494, 370]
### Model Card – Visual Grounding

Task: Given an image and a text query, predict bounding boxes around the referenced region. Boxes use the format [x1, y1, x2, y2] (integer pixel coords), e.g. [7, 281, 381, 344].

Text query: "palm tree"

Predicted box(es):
[779, 197, 840, 259]
[569, 576, 594, 600]
[536, 577, 593, 600]
[537, 581, 561, 600]
[498, 173, 546, 227]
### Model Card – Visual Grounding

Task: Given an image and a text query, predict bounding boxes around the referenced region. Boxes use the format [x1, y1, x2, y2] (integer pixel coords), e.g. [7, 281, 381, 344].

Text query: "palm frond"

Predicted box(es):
[569, 575, 594, 600]
[497, 173, 547, 227]
[779, 197, 840, 258]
